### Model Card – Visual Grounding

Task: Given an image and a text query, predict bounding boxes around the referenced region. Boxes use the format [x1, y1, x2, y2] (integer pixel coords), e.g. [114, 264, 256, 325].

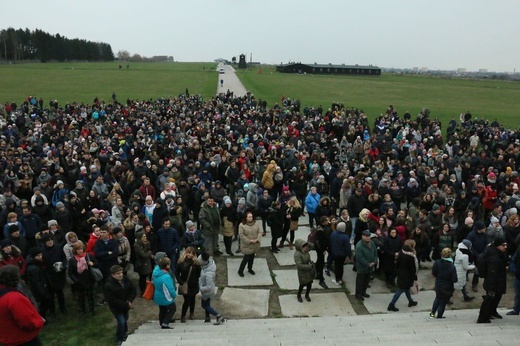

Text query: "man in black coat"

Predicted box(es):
[104, 265, 136, 346]
[477, 238, 508, 323]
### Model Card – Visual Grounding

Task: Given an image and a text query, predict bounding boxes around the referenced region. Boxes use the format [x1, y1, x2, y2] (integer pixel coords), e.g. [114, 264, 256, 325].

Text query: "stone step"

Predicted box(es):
[123, 309, 517, 345]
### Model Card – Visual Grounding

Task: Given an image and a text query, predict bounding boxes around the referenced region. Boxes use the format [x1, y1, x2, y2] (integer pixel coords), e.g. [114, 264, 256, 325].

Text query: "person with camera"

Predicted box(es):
[41, 234, 68, 315]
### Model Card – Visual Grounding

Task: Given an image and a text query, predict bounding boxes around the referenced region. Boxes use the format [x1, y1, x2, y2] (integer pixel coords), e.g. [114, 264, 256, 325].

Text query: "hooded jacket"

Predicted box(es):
[199, 258, 217, 299]
[294, 239, 314, 285]
[152, 265, 177, 306]
[454, 242, 475, 290]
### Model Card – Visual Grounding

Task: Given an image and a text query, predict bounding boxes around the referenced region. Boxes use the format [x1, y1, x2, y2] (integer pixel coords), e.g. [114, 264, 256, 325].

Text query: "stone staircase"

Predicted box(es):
[123, 309, 518, 345]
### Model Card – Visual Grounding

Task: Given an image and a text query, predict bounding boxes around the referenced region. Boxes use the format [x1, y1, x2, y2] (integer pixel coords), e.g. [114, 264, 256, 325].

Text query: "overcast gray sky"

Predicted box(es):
[3, 0, 519, 72]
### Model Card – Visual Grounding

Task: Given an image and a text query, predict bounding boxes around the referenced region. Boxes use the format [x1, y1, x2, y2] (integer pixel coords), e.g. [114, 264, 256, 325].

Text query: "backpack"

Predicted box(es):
[307, 227, 318, 245]
[477, 246, 489, 278]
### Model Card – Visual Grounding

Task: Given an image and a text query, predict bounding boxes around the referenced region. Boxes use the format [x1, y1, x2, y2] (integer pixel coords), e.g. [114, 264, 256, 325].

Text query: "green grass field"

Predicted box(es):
[237, 65, 520, 130]
[1, 62, 519, 130]
[0, 62, 218, 104]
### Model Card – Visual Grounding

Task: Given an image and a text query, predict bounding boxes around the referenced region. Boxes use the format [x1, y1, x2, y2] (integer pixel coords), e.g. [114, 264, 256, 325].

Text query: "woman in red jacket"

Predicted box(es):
[0, 264, 44, 346]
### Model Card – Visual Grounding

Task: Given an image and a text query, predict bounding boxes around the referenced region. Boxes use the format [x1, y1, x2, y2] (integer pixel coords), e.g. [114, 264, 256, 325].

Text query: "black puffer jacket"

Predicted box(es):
[483, 245, 508, 294]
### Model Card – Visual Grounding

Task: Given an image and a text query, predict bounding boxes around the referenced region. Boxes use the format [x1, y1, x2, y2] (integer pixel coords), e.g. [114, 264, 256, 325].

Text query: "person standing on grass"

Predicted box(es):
[104, 264, 136, 346]
[198, 252, 225, 325]
[0, 265, 44, 346]
[430, 247, 457, 319]
[152, 257, 177, 329]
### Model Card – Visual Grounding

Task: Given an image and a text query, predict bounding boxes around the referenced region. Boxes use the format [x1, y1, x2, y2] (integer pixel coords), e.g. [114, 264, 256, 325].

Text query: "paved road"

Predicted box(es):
[216, 63, 248, 97]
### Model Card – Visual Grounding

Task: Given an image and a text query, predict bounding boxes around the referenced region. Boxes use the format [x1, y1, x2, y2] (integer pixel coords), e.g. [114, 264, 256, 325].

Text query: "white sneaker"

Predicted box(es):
[331, 279, 340, 286]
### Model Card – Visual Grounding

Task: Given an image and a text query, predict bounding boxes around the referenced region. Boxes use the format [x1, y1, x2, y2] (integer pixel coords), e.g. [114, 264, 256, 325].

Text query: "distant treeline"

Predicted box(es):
[0, 27, 114, 62]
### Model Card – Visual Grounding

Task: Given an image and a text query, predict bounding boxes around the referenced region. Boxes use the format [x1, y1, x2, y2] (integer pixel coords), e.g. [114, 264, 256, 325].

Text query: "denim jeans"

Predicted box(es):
[201, 298, 218, 317]
[113, 311, 129, 342]
[390, 288, 413, 305]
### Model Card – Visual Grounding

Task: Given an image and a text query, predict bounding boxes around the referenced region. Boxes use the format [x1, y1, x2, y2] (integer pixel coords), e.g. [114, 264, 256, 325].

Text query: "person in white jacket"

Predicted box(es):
[198, 252, 225, 325]
[454, 240, 476, 302]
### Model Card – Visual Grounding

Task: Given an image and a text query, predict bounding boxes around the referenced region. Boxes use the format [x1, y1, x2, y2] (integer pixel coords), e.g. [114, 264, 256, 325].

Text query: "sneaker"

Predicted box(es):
[331, 279, 340, 286]
[506, 311, 520, 316]
[491, 313, 503, 319]
[324, 269, 331, 277]
[214, 315, 225, 325]
[429, 313, 435, 319]
[248, 269, 256, 275]
[204, 317, 211, 323]
[319, 280, 329, 289]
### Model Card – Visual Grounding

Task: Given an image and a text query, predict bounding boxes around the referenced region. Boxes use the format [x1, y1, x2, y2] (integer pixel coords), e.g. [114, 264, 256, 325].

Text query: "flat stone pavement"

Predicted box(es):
[216, 219, 515, 319]
[216, 63, 248, 97]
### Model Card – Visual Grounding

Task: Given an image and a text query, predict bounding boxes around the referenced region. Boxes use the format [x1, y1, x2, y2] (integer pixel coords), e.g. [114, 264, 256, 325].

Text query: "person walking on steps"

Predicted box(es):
[176, 247, 201, 323]
[354, 230, 378, 301]
[454, 240, 476, 302]
[429, 248, 457, 319]
[388, 239, 419, 311]
[198, 252, 225, 325]
[152, 257, 177, 329]
[329, 221, 352, 286]
[477, 238, 508, 323]
[294, 239, 315, 303]
[237, 211, 261, 277]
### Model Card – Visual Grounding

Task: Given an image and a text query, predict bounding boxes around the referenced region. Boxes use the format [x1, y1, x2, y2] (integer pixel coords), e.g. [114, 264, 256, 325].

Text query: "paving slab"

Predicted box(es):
[362, 290, 437, 314]
[227, 257, 274, 286]
[272, 269, 342, 290]
[279, 292, 355, 317]
[219, 287, 270, 317]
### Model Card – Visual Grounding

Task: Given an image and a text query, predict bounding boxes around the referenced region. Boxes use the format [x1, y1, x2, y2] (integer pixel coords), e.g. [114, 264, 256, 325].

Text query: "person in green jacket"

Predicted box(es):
[294, 239, 315, 303]
[355, 230, 378, 301]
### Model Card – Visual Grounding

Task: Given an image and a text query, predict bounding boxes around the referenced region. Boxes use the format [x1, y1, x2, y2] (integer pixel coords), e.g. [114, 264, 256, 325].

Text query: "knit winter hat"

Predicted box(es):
[462, 239, 472, 249]
[474, 220, 486, 230]
[490, 216, 499, 224]
[224, 197, 232, 205]
[56, 202, 65, 209]
[186, 220, 195, 229]
[198, 252, 209, 266]
[493, 237, 507, 247]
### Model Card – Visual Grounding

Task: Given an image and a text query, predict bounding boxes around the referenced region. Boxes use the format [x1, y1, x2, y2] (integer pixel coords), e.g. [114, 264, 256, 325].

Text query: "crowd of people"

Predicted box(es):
[1, 92, 520, 344]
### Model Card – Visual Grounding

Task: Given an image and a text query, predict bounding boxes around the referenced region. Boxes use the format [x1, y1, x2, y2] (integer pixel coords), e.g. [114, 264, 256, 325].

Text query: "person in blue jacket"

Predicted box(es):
[329, 221, 352, 285]
[153, 257, 177, 329]
[305, 187, 321, 228]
